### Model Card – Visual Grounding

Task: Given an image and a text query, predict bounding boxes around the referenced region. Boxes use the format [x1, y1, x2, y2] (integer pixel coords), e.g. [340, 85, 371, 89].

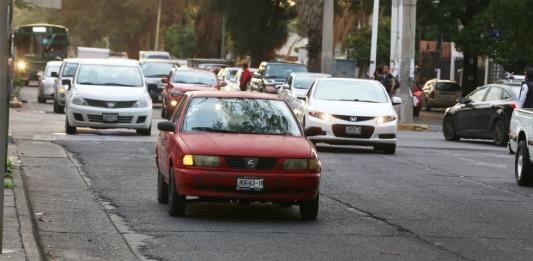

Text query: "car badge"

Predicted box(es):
[246, 159, 257, 169]
[350, 116, 358, 122]
[107, 102, 115, 108]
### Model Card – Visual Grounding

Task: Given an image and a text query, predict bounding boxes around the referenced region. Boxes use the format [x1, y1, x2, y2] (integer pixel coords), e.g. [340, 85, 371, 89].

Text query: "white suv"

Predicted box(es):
[64, 59, 153, 135]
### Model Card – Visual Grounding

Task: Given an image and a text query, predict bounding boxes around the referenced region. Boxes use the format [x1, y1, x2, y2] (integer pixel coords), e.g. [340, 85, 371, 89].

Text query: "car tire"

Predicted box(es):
[374, 144, 396, 154]
[299, 195, 319, 220]
[157, 169, 168, 204]
[65, 117, 76, 135]
[37, 96, 46, 103]
[492, 120, 508, 147]
[443, 116, 460, 141]
[168, 168, 186, 217]
[136, 125, 152, 136]
[515, 141, 533, 186]
[53, 100, 64, 114]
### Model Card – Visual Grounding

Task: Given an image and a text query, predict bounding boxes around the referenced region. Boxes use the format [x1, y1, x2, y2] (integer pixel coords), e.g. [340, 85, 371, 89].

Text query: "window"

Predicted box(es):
[76, 64, 143, 87]
[61, 63, 79, 77]
[171, 96, 187, 123]
[502, 90, 512, 100]
[485, 87, 503, 102]
[467, 87, 488, 103]
[313, 80, 389, 103]
[435, 82, 461, 92]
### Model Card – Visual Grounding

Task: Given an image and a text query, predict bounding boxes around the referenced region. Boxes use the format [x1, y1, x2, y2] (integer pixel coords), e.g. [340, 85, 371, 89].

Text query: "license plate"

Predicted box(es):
[236, 178, 264, 191]
[102, 113, 119, 122]
[346, 126, 362, 135]
[29, 81, 39, 86]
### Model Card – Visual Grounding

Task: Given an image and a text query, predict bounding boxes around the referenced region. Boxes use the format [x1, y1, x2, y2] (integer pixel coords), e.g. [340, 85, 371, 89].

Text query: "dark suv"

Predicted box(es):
[250, 62, 308, 93]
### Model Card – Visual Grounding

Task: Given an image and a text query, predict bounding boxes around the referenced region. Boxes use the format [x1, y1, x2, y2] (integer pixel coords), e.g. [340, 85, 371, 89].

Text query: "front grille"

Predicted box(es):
[85, 98, 137, 109]
[224, 157, 278, 170]
[87, 115, 133, 123]
[332, 115, 375, 122]
[332, 125, 374, 139]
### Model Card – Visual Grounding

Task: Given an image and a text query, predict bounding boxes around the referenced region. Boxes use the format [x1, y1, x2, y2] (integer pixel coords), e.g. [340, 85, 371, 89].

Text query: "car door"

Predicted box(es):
[454, 87, 489, 136]
[475, 86, 503, 138]
[158, 96, 187, 177]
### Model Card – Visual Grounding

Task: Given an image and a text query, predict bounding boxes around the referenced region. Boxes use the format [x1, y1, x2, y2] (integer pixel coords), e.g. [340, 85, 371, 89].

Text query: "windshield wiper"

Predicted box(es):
[77, 82, 98, 85]
[101, 83, 135, 87]
[339, 99, 380, 103]
[191, 127, 237, 133]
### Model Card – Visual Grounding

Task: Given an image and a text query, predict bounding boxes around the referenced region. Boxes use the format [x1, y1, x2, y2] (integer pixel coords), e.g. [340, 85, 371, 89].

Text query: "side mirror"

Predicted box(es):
[157, 121, 176, 132]
[457, 97, 466, 104]
[161, 78, 169, 84]
[304, 127, 324, 137]
[62, 79, 72, 90]
[51, 72, 59, 78]
[392, 96, 402, 105]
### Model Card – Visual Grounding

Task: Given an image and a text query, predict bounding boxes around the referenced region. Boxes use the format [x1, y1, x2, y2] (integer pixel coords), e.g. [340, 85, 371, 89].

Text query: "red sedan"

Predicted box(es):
[161, 68, 226, 119]
[155, 91, 322, 219]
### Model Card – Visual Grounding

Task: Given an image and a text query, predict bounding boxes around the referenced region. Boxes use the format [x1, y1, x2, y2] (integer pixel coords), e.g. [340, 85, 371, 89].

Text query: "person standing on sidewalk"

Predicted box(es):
[518, 67, 533, 108]
[240, 63, 252, 92]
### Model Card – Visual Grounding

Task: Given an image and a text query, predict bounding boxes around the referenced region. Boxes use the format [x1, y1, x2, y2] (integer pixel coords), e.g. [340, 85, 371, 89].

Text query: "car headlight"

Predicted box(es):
[309, 111, 331, 121]
[16, 61, 27, 71]
[71, 95, 88, 106]
[376, 115, 396, 124]
[182, 154, 220, 167]
[133, 97, 151, 108]
[283, 158, 321, 172]
[58, 85, 65, 94]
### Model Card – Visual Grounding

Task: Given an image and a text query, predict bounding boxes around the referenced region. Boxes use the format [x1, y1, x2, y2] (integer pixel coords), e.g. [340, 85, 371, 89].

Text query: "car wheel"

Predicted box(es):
[168, 168, 186, 217]
[37, 96, 46, 103]
[443, 116, 460, 141]
[492, 120, 508, 147]
[65, 117, 76, 135]
[299, 195, 319, 220]
[157, 169, 168, 204]
[374, 144, 396, 154]
[136, 125, 152, 136]
[515, 141, 533, 186]
[53, 100, 64, 114]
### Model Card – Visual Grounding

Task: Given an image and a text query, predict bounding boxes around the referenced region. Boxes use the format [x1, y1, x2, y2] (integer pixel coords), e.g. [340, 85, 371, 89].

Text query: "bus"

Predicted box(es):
[13, 23, 69, 85]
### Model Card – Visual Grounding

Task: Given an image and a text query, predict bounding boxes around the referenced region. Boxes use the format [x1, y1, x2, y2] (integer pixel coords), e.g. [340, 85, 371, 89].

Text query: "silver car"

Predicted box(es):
[54, 59, 82, 113]
[37, 61, 62, 103]
[422, 79, 462, 111]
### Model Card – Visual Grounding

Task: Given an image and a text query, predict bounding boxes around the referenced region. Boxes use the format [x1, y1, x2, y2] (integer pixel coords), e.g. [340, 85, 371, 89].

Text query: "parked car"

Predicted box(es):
[442, 84, 519, 146]
[161, 68, 222, 119]
[139, 59, 180, 102]
[37, 61, 62, 103]
[53, 58, 82, 113]
[278, 72, 331, 101]
[155, 91, 321, 219]
[225, 68, 258, 92]
[303, 78, 401, 154]
[422, 79, 462, 111]
[509, 108, 533, 186]
[139, 51, 171, 60]
[64, 59, 152, 135]
[250, 62, 308, 93]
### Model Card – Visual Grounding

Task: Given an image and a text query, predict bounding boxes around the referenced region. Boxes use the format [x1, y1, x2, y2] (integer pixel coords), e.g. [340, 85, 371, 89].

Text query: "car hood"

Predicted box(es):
[180, 133, 312, 158]
[309, 99, 395, 116]
[74, 84, 147, 101]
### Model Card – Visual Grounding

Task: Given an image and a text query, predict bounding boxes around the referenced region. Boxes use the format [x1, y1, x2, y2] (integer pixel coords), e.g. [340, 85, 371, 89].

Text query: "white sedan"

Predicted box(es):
[303, 78, 401, 154]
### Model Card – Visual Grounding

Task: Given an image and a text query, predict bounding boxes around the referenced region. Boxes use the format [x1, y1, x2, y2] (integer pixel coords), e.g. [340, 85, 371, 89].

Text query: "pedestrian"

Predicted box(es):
[380, 65, 398, 97]
[240, 63, 252, 92]
[373, 65, 383, 80]
[518, 67, 533, 108]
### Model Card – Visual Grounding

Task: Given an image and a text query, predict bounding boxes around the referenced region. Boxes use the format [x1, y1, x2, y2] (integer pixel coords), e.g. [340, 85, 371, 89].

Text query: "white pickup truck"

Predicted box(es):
[509, 108, 533, 186]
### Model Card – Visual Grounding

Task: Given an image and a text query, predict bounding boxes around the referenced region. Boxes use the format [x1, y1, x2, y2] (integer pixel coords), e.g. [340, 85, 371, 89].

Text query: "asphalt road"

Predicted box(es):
[11, 87, 533, 261]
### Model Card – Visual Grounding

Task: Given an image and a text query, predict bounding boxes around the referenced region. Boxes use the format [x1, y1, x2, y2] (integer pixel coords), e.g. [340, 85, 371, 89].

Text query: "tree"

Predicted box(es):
[165, 24, 195, 58]
[295, 0, 323, 72]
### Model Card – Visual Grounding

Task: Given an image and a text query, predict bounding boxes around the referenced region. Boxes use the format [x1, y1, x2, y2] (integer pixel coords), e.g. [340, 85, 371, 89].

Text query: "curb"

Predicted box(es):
[398, 124, 432, 132]
[11, 141, 46, 261]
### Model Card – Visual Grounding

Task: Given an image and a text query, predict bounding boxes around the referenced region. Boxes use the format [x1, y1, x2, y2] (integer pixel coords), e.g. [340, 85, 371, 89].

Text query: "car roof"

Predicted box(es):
[291, 72, 331, 77]
[189, 91, 282, 100]
[62, 58, 85, 63]
[78, 58, 140, 66]
[139, 58, 180, 64]
[140, 51, 170, 54]
[318, 77, 378, 84]
[46, 61, 63, 66]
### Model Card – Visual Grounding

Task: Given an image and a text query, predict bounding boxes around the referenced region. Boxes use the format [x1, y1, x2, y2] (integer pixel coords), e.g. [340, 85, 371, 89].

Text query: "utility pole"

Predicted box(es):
[0, 0, 10, 251]
[321, 0, 334, 74]
[390, 0, 403, 76]
[398, 0, 416, 123]
[154, 0, 162, 50]
[369, 0, 380, 78]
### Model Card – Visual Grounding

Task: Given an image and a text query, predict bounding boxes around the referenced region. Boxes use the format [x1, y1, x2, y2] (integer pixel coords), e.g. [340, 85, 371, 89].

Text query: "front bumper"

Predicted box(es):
[174, 167, 320, 201]
[306, 115, 397, 146]
[67, 104, 152, 129]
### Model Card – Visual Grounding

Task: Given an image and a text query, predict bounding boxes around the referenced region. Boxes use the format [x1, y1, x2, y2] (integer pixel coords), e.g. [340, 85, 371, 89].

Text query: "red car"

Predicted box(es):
[161, 68, 226, 119]
[155, 91, 322, 219]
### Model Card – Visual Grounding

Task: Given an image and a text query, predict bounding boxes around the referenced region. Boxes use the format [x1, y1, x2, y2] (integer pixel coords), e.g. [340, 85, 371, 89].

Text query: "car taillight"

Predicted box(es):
[511, 102, 518, 109]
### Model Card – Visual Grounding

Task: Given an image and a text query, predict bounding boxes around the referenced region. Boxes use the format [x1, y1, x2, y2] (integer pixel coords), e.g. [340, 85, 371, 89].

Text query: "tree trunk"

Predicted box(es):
[307, 31, 322, 72]
[461, 53, 478, 96]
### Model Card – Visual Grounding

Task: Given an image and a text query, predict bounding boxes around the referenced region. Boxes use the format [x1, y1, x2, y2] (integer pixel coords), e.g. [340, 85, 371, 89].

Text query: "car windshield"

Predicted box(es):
[62, 62, 79, 77]
[265, 64, 307, 79]
[294, 76, 319, 89]
[172, 71, 216, 85]
[225, 69, 239, 81]
[140, 62, 175, 77]
[314, 80, 389, 103]
[182, 97, 302, 136]
[435, 82, 460, 92]
[45, 65, 60, 77]
[76, 64, 143, 87]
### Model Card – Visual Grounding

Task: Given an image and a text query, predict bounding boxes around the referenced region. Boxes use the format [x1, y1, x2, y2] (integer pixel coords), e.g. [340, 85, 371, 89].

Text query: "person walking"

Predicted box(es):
[518, 67, 533, 108]
[240, 63, 252, 92]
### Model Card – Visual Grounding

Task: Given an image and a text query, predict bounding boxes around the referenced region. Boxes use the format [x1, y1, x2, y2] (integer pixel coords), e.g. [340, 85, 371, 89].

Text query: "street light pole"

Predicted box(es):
[321, 0, 334, 74]
[0, 0, 10, 251]
[399, 0, 416, 123]
[369, 0, 380, 78]
[154, 0, 162, 51]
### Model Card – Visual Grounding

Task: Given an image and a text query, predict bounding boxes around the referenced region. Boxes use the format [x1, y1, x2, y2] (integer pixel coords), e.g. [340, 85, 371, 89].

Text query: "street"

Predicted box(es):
[9, 87, 533, 261]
